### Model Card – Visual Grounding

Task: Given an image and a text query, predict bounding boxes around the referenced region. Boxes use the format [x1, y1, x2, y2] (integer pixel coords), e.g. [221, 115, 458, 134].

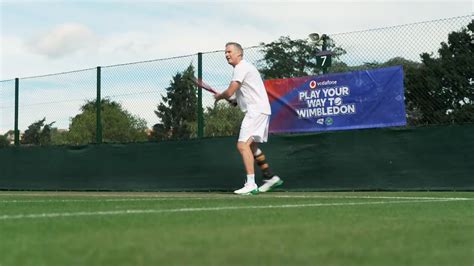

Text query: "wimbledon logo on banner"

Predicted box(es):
[297, 79, 356, 125]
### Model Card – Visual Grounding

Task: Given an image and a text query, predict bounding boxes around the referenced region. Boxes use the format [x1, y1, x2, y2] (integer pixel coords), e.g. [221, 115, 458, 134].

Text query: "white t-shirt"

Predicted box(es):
[232, 59, 271, 115]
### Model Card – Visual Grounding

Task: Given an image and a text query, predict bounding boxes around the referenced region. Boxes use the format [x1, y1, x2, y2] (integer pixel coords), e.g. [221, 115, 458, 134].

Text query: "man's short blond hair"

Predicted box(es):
[226, 42, 243, 57]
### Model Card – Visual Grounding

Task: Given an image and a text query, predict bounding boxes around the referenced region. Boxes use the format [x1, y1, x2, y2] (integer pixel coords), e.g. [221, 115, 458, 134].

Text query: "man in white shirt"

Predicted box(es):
[214, 42, 283, 195]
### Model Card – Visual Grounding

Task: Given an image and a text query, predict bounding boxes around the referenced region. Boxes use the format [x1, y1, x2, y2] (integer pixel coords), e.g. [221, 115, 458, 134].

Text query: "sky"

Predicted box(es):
[0, 0, 471, 80]
[0, 0, 471, 133]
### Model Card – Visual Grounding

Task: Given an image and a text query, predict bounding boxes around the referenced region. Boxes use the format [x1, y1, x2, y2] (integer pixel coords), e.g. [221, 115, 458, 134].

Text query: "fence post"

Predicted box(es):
[197, 52, 204, 138]
[96, 66, 102, 144]
[14, 78, 19, 146]
[322, 36, 328, 74]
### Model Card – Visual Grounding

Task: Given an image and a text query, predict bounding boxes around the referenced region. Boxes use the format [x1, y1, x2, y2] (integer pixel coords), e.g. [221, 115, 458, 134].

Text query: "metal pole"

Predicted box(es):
[96, 66, 102, 144]
[197, 53, 204, 138]
[14, 78, 19, 146]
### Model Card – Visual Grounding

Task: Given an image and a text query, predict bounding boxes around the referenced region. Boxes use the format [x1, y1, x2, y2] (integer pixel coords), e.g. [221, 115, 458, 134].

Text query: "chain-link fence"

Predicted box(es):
[17, 69, 97, 145]
[203, 15, 473, 127]
[1, 15, 472, 146]
[0, 79, 15, 138]
[101, 55, 197, 143]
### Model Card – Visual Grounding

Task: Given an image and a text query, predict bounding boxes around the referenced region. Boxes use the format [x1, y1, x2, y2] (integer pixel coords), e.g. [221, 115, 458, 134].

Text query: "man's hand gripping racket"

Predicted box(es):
[192, 77, 237, 106]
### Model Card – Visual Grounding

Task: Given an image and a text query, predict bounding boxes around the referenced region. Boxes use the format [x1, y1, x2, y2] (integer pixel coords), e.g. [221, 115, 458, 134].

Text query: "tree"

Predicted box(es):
[0, 134, 9, 147]
[152, 65, 197, 140]
[186, 102, 244, 137]
[405, 20, 474, 125]
[20, 118, 55, 145]
[203, 102, 244, 137]
[258, 36, 346, 79]
[50, 128, 69, 145]
[68, 99, 148, 144]
[148, 123, 170, 141]
[0, 130, 15, 147]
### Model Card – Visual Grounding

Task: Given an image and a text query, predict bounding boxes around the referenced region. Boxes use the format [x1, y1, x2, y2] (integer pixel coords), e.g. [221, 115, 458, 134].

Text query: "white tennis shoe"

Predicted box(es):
[234, 183, 258, 195]
[258, 176, 283, 192]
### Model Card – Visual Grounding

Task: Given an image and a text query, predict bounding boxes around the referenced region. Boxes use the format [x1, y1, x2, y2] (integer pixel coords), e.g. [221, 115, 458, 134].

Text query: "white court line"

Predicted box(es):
[0, 198, 465, 220]
[0, 198, 214, 203]
[270, 195, 474, 201]
[0, 193, 185, 197]
[0, 195, 472, 204]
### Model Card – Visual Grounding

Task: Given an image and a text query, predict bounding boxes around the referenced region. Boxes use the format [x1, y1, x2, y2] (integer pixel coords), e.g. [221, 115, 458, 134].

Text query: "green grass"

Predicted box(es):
[0, 191, 473, 266]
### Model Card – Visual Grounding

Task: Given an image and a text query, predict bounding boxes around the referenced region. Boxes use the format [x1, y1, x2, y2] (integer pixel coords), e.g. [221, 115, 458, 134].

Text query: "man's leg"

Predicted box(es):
[237, 138, 255, 176]
[250, 143, 283, 192]
[250, 143, 275, 179]
[234, 138, 258, 195]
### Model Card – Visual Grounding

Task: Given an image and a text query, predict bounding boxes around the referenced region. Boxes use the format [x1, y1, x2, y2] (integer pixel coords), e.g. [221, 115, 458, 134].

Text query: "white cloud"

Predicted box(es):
[1, 2, 470, 80]
[1, 36, 54, 79]
[237, 2, 471, 37]
[0, 1, 471, 133]
[90, 18, 273, 65]
[27, 23, 99, 58]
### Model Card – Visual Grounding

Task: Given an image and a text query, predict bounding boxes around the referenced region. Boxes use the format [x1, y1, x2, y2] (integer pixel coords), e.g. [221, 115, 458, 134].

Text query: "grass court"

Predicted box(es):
[1, 191, 473, 266]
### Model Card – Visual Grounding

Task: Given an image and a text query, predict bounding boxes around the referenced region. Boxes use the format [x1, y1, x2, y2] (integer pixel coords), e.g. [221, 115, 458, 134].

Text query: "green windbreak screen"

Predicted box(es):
[1, 124, 473, 191]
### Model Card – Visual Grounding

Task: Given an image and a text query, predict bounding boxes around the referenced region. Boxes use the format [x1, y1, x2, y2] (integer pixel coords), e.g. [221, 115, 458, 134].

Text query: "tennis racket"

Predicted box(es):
[192, 77, 219, 94]
[192, 77, 237, 106]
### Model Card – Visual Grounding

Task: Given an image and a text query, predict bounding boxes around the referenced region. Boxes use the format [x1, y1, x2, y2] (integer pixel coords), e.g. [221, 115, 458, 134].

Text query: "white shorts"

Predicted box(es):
[238, 112, 270, 143]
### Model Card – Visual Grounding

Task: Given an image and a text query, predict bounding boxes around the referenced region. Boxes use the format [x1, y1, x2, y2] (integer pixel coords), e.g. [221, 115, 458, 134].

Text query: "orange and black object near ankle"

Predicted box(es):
[254, 152, 274, 179]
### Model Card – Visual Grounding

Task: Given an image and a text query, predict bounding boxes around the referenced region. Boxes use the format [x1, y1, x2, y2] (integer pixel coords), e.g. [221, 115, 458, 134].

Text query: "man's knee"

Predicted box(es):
[236, 141, 250, 153]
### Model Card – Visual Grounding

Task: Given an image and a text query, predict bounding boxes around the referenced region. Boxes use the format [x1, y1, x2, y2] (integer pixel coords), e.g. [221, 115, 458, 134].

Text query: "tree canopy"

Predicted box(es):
[151, 65, 197, 140]
[68, 98, 148, 144]
[0, 134, 10, 147]
[405, 20, 473, 124]
[185, 102, 243, 138]
[20, 118, 55, 145]
[202, 102, 243, 137]
[258, 36, 346, 79]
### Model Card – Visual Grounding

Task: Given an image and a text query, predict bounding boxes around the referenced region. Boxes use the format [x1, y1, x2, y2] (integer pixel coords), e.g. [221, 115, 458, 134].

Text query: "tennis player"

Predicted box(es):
[214, 42, 283, 195]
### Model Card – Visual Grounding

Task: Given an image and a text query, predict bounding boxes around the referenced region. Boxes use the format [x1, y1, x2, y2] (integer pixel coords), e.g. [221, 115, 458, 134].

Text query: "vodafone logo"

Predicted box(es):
[309, 80, 317, 89]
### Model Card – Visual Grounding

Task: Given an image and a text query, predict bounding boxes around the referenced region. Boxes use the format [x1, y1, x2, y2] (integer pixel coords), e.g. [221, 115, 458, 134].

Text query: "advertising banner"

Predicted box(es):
[265, 65, 406, 132]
